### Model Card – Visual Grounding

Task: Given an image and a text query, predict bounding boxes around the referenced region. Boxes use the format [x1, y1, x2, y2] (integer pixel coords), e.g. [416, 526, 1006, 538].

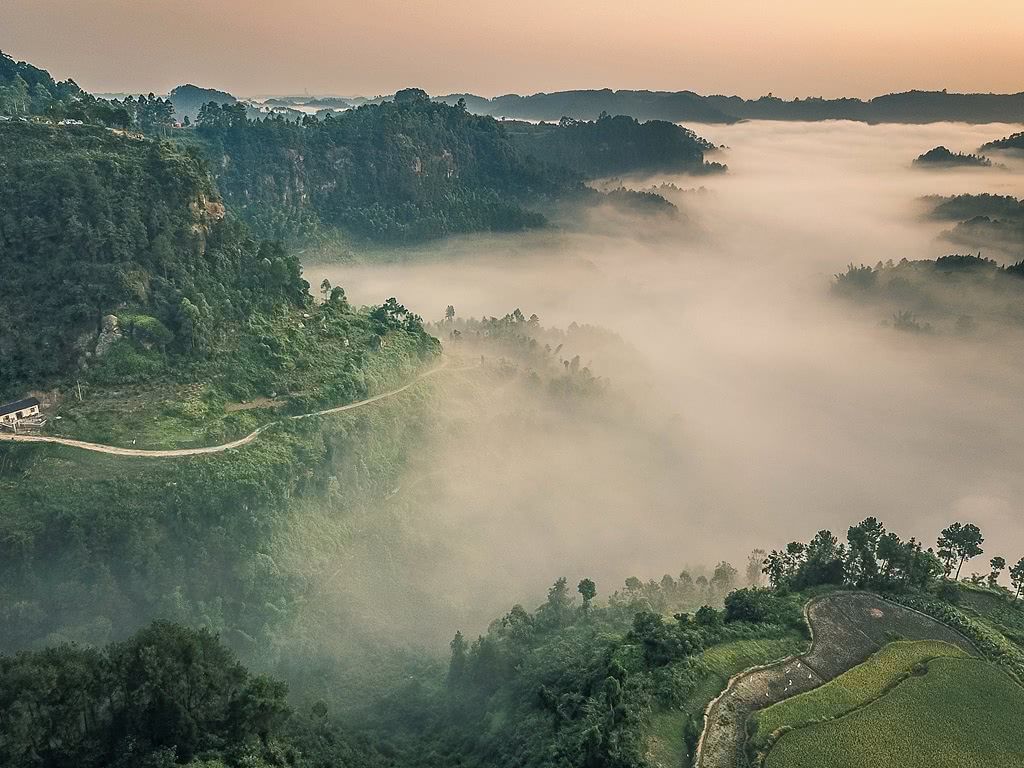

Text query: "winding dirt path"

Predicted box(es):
[0, 357, 460, 459]
[694, 592, 977, 768]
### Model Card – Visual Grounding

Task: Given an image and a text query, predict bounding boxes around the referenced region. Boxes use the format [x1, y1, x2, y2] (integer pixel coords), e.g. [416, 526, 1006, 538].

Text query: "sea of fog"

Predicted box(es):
[305, 121, 1024, 633]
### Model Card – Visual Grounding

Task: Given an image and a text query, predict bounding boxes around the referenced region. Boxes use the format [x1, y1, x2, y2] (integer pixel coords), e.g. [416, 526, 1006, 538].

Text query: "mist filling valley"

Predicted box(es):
[300, 120, 1024, 660]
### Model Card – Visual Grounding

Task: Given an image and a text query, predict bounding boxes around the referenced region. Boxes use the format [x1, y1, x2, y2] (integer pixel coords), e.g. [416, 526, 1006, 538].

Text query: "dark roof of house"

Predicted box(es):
[0, 397, 40, 417]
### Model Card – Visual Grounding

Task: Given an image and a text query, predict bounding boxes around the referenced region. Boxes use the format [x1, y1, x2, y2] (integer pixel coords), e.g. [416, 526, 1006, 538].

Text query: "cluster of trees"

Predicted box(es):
[504, 113, 723, 178]
[0, 621, 393, 768]
[419, 575, 801, 768]
[434, 308, 614, 398]
[0, 50, 80, 117]
[0, 50, 177, 130]
[927, 193, 1024, 223]
[926, 194, 1024, 258]
[832, 254, 1024, 333]
[0, 568, 806, 768]
[761, 517, 1024, 600]
[913, 146, 994, 167]
[0, 122, 307, 395]
[191, 90, 573, 243]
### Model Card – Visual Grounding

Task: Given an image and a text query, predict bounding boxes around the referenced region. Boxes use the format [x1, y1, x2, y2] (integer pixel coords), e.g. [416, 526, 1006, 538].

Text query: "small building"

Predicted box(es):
[0, 397, 41, 427]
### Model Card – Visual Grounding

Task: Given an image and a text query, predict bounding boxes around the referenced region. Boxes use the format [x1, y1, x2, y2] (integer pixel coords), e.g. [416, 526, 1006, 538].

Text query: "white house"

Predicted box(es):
[0, 397, 41, 427]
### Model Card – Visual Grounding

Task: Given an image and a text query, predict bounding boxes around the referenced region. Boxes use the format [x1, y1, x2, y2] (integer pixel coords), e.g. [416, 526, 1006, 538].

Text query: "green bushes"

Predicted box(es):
[724, 588, 805, 629]
[887, 593, 1024, 681]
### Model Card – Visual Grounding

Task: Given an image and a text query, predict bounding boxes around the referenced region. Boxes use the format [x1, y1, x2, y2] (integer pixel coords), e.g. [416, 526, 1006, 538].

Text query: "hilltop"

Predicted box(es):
[168, 83, 237, 122]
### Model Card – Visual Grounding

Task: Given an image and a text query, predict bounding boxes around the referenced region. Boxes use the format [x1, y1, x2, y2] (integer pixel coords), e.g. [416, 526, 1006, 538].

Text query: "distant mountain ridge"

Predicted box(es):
[437, 88, 1024, 124]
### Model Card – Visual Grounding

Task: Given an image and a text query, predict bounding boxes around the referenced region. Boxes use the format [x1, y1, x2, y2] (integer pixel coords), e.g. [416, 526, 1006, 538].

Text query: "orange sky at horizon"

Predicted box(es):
[5, 0, 1024, 98]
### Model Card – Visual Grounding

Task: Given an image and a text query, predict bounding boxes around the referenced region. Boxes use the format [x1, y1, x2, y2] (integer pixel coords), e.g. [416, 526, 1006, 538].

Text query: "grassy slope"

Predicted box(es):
[46, 305, 435, 450]
[0, 327, 437, 652]
[751, 640, 967, 750]
[646, 635, 806, 768]
[765, 656, 1024, 768]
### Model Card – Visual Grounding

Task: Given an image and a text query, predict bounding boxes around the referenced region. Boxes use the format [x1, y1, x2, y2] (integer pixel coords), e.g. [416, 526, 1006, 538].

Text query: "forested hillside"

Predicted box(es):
[0, 122, 308, 396]
[191, 89, 579, 244]
[504, 114, 724, 178]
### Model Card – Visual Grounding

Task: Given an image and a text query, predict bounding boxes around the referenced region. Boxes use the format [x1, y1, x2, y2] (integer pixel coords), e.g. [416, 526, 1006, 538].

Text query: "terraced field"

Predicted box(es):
[765, 657, 1024, 767]
[695, 592, 977, 768]
[645, 636, 806, 768]
[750, 640, 968, 753]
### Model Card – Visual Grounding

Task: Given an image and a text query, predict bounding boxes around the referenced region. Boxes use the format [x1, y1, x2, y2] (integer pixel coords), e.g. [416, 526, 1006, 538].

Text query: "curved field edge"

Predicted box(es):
[645, 635, 807, 768]
[694, 592, 979, 768]
[763, 656, 1024, 768]
[690, 598, 816, 766]
[749, 639, 968, 756]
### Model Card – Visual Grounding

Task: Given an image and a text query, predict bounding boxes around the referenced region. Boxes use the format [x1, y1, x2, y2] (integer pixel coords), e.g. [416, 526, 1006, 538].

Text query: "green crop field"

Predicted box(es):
[764, 657, 1024, 768]
[752, 640, 967, 749]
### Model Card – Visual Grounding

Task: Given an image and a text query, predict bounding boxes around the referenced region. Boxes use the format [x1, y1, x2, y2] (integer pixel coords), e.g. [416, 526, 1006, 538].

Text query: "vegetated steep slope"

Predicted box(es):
[503, 114, 725, 178]
[0, 111, 442, 655]
[0, 122, 308, 396]
[191, 88, 580, 244]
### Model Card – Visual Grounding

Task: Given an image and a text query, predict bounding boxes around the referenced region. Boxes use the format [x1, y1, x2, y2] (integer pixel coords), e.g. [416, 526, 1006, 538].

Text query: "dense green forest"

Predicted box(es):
[3, 53, 708, 250]
[503, 114, 724, 178]
[0, 122, 308, 397]
[190, 90, 575, 244]
[4, 508, 1022, 768]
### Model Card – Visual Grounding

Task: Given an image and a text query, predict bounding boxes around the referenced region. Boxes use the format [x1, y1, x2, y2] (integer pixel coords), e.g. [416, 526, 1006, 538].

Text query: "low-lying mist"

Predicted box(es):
[303, 120, 1024, 657]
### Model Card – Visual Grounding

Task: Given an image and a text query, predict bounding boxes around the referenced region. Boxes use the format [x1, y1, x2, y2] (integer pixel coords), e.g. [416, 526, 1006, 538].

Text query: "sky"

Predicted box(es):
[5, 0, 1024, 98]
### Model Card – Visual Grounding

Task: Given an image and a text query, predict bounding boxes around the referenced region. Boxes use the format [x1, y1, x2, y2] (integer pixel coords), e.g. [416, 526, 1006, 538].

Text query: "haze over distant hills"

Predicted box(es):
[444, 89, 1024, 124]
[255, 88, 1024, 125]
[95, 82, 1024, 126]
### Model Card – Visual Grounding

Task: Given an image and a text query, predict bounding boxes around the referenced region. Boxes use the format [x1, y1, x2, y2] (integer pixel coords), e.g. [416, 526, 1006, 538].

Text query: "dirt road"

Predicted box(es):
[0, 357, 454, 459]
